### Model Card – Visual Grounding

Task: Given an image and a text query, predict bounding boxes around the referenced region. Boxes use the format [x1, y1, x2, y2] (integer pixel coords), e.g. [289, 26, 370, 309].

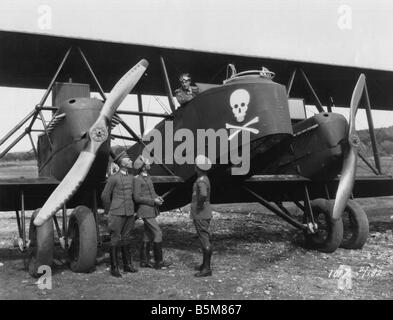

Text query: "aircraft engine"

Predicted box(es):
[38, 98, 109, 183]
[34, 59, 149, 226]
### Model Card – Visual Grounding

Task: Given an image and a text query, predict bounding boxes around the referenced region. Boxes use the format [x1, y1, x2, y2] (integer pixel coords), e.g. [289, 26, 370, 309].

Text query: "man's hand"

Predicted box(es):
[154, 197, 164, 206]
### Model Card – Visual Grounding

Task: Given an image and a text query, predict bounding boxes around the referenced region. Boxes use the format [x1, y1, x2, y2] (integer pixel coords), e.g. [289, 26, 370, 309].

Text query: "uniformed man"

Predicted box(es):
[101, 148, 138, 277]
[133, 155, 171, 269]
[191, 155, 213, 277]
[174, 73, 199, 106]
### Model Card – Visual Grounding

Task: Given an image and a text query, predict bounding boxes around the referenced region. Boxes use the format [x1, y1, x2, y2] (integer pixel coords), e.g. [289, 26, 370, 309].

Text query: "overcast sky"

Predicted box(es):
[1, 0, 393, 152]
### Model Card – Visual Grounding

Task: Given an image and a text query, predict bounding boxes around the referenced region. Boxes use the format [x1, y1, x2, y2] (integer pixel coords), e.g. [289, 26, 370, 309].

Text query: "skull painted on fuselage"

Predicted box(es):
[230, 89, 250, 122]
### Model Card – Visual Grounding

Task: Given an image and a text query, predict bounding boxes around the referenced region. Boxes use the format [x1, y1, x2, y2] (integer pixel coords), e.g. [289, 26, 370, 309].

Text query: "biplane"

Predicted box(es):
[0, 29, 393, 277]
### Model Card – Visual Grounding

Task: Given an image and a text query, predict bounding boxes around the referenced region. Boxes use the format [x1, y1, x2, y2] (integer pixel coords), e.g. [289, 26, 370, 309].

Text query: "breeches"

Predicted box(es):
[142, 217, 163, 243]
[193, 219, 211, 249]
[108, 214, 136, 246]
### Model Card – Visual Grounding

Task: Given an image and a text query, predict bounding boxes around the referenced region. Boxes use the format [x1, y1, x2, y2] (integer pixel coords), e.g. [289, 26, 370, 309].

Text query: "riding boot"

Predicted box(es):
[139, 242, 154, 268]
[194, 247, 212, 277]
[122, 245, 138, 273]
[147, 242, 155, 266]
[147, 242, 153, 262]
[194, 256, 203, 271]
[193, 247, 205, 271]
[152, 242, 172, 269]
[110, 246, 122, 278]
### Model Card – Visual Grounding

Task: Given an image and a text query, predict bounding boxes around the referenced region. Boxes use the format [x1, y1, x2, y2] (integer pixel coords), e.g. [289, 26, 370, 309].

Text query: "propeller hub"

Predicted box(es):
[89, 125, 108, 142]
[349, 133, 360, 148]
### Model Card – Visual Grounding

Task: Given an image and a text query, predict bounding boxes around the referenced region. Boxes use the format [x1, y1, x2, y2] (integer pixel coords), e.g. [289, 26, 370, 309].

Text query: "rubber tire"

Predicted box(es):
[67, 206, 98, 273]
[28, 209, 54, 278]
[304, 198, 343, 253]
[340, 200, 369, 249]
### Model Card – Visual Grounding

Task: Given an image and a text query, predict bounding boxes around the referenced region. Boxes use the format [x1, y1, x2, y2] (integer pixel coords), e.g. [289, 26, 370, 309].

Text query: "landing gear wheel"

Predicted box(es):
[340, 199, 369, 249]
[28, 209, 54, 278]
[67, 206, 97, 273]
[304, 198, 343, 253]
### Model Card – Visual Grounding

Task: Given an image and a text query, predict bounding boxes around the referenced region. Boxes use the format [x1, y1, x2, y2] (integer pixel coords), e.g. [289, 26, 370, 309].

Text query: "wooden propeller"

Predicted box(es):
[332, 74, 365, 220]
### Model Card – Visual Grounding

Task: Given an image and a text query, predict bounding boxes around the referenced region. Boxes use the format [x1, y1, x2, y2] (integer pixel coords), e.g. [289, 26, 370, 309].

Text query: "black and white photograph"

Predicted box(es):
[0, 0, 392, 305]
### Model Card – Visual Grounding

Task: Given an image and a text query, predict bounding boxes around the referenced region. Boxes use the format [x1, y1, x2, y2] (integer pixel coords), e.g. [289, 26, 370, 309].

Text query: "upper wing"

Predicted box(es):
[1, 30, 393, 110]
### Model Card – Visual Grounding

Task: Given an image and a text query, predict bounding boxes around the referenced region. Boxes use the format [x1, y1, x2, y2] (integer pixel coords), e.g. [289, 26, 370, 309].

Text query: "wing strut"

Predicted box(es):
[160, 56, 176, 113]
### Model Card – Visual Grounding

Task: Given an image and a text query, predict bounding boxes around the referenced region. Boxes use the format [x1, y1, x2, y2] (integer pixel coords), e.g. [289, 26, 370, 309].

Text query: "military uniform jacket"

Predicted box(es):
[190, 175, 212, 220]
[174, 86, 199, 105]
[133, 173, 159, 218]
[101, 171, 135, 216]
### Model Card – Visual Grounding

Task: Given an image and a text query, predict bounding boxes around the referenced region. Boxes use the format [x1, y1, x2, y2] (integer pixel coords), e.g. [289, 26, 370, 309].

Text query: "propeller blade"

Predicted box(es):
[34, 59, 148, 226]
[348, 74, 365, 135]
[332, 74, 365, 220]
[100, 59, 149, 120]
[33, 152, 96, 226]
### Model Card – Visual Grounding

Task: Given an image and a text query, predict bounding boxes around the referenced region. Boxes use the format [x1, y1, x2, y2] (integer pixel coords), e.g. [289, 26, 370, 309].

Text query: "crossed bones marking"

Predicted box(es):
[225, 116, 260, 141]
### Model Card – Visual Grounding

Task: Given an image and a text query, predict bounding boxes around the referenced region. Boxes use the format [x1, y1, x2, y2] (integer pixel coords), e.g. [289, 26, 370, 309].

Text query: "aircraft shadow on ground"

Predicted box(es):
[0, 219, 316, 262]
[368, 220, 393, 233]
[144, 222, 301, 252]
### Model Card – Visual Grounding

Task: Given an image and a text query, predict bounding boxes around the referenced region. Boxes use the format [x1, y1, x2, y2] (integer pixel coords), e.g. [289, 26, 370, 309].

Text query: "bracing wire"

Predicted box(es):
[143, 95, 152, 133]
[154, 96, 170, 114]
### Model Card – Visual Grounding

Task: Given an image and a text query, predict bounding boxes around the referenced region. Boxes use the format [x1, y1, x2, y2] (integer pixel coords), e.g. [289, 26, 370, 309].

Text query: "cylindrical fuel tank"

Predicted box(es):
[39, 98, 110, 182]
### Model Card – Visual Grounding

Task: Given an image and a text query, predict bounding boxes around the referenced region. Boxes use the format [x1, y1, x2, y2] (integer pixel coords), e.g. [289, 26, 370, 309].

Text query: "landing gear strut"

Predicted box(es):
[244, 185, 344, 253]
[304, 199, 343, 253]
[27, 209, 54, 278]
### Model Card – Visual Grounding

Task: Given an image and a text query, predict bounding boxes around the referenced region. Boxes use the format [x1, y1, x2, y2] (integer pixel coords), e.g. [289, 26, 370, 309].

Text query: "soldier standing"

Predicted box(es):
[133, 155, 171, 269]
[101, 148, 138, 277]
[191, 155, 213, 277]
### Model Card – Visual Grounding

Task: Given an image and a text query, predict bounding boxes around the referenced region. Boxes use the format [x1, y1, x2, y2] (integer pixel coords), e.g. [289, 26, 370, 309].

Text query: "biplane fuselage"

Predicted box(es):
[33, 73, 349, 212]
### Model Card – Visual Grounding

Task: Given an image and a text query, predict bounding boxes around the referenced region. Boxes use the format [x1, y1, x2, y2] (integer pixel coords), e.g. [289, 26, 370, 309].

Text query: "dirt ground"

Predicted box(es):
[0, 198, 392, 300]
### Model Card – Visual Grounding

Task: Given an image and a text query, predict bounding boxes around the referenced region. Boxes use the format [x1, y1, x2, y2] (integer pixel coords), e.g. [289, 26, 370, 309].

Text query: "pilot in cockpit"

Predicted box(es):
[174, 73, 199, 106]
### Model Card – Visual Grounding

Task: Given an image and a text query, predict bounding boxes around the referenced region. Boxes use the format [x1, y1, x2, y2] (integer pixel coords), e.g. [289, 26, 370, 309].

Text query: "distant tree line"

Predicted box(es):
[0, 151, 36, 162]
[358, 126, 393, 156]
[0, 129, 391, 163]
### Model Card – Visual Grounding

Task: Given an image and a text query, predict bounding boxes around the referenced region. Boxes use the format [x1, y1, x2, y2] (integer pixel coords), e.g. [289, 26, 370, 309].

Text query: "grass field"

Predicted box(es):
[1, 156, 392, 179]
[0, 160, 38, 179]
[0, 204, 392, 300]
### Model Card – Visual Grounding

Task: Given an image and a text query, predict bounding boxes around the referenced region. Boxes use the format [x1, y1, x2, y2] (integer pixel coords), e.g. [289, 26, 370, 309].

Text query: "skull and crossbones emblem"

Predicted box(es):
[226, 89, 259, 140]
